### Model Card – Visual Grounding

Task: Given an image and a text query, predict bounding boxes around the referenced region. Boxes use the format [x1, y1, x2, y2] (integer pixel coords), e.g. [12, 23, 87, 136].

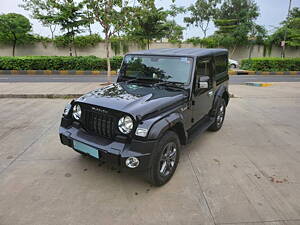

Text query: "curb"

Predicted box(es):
[0, 70, 117, 75]
[229, 70, 300, 75]
[245, 82, 272, 87]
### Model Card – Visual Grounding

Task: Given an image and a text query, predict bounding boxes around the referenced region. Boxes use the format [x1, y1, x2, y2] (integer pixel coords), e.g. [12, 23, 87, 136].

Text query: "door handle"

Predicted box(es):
[208, 90, 214, 97]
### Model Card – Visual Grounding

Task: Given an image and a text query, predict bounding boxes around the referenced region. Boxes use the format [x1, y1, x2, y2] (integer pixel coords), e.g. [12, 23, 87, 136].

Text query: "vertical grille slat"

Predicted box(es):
[81, 104, 116, 139]
[107, 118, 111, 138]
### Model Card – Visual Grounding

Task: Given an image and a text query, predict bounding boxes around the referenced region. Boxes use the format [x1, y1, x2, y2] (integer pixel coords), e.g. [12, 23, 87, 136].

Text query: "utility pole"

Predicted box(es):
[281, 0, 292, 58]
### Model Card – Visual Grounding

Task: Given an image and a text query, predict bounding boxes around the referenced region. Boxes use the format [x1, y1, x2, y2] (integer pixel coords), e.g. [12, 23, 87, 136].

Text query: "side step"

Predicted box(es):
[187, 117, 214, 144]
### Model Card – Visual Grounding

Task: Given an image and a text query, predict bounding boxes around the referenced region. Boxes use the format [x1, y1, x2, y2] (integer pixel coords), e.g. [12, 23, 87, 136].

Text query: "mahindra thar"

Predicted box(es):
[59, 48, 230, 186]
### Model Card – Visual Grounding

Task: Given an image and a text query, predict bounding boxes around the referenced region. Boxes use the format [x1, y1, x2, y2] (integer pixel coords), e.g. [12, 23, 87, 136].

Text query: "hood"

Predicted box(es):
[76, 82, 188, 119]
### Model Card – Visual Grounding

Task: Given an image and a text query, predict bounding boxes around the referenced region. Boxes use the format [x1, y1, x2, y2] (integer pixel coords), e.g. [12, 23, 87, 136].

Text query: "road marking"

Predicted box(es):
[51, 78, 73, 80]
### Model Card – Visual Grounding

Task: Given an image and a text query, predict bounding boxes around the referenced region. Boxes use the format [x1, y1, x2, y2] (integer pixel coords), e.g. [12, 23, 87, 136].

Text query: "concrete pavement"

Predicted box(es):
[0, 79, 300, 98]
[0, 83, 300, 225]
[0, 82, 104, 96]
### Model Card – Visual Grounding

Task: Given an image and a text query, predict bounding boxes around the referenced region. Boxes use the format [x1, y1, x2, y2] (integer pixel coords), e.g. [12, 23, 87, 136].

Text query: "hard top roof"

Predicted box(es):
[127, 48, 228, 57]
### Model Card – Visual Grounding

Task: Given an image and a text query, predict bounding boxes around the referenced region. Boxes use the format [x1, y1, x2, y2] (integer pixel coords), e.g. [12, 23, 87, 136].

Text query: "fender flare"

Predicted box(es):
[211, 85, 229, 116]
[147, 112, 188, 144]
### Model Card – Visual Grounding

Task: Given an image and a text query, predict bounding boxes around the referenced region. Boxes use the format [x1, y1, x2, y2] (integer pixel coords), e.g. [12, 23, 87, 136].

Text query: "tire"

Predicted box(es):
[208, 98, 226, 132]
[230, 64, 237, 69]
[147, 131, 181, 186]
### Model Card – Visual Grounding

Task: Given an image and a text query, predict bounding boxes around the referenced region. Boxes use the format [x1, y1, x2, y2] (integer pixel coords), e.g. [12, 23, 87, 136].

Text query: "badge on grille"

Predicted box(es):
[91, 107, 108, 114]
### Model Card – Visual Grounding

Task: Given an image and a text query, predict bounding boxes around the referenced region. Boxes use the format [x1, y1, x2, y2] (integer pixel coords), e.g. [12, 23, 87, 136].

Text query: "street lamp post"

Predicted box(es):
[281, 0, 293, 58]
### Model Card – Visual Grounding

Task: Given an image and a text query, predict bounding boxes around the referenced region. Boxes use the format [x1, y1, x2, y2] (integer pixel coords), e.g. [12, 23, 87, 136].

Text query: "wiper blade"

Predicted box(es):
[154, 81, 185, 90]
[125, 77, 162, 84]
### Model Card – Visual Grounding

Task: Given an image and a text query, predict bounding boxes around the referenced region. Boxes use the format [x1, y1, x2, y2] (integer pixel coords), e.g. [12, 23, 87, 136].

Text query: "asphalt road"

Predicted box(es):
[1, 74, 300, 83]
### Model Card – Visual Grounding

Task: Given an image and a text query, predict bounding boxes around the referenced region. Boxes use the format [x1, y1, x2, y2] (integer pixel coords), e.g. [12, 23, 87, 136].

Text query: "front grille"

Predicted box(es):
[81, 105, 117, 139]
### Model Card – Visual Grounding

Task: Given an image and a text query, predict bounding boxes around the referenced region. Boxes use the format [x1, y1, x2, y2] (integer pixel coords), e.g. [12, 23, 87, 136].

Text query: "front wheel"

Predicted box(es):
[147, 131, 180, 186]
[208, 99, 226, 132]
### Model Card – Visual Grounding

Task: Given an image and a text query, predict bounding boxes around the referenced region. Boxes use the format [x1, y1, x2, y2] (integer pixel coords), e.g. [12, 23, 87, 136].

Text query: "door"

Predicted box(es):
[192, 57, 214, 123]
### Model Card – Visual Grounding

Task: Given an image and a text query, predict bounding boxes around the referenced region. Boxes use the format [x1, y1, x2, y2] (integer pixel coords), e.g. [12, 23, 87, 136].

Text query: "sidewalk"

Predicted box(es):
[0, 82, 104, 98]
[1, 82, 300, 100]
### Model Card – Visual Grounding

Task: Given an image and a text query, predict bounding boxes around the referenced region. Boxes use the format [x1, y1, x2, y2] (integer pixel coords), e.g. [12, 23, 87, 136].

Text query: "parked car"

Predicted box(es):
[59, 48, 230, 186]
[229, 59, 239, 69]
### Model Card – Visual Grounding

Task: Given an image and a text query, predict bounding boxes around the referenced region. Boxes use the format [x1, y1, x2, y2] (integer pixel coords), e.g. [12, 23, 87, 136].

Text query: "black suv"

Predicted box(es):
[59, 48, 229, 186]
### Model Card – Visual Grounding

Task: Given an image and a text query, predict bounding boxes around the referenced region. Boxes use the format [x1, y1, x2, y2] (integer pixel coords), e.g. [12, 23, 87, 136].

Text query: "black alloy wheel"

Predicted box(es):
[208, 98, 226, 131]
[147, 131, 180, 186]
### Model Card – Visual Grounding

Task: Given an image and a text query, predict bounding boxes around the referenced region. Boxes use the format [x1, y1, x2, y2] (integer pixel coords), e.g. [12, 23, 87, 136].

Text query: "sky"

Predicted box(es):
[0, 0, 300, 40]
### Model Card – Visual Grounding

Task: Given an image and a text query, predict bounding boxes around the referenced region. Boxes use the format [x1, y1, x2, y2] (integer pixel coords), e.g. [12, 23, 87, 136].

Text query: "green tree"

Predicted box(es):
[127, 0, 170, 49]
[50, 0, 88, 56]
[165, 20, 184, 43]
[286, 8, 300, 47]
[22, 0, 88, 56]
[268, 8, 300, 48]
[167, 3, 185, 43]
[0, 13, 32, 56]
[85, 0, 127, 79]
[214, 0, 260, 55]
[184, 0, 220, 38]
[20, 0, 57, 39]
[248, 24, 267, 58]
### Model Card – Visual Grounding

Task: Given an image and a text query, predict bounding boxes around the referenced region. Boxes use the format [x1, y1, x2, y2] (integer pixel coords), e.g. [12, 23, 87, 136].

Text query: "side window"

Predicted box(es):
[195, 58, 212, 91]
[215, 55, 228, 74]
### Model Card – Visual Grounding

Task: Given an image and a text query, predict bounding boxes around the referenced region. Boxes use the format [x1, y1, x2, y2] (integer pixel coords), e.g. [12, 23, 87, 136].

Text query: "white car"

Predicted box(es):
[229, 59, 239, 69]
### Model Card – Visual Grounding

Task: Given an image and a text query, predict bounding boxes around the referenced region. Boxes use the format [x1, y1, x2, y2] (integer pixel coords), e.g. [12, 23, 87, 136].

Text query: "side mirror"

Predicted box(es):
[198, 76, 209, 89]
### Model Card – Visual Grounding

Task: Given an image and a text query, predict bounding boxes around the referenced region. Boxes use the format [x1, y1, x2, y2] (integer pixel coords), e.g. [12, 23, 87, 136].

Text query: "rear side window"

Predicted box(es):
[215, 55, 228, 74]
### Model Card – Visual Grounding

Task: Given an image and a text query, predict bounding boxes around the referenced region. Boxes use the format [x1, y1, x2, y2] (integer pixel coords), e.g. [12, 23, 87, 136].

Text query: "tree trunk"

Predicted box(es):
[105, 35, 111, 82]
[88, 24, 92, 36]
[50, 25, 55, 40]
[72, 32, 77, 57]
[147, 39, 150, 50]
[230, 45, 237, 58]
[248, 44, 254, 59]
[69, 46, 73, 56]
[12, 38, 16, 57]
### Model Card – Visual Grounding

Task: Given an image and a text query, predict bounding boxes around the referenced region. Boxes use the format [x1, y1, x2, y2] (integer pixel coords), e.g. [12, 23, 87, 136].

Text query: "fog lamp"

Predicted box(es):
[125, 157, 139, 168]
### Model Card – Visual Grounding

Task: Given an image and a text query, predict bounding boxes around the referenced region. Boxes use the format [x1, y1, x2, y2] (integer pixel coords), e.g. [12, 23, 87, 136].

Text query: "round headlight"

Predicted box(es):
[72, 104, 81, 120]
[118, 116, 133, 134]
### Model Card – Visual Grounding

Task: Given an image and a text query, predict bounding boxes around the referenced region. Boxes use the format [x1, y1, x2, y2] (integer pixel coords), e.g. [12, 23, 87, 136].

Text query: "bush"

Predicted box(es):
[241, 58, 300, 71]
[0, 56, 123, 70]
[186, 37, 219, 48]
[53, 34, 104, 48]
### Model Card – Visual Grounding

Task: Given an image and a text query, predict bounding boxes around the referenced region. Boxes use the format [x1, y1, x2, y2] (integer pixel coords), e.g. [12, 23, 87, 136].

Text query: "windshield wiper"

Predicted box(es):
[125, 77, 162, 84]
[154, 81, 186, 90]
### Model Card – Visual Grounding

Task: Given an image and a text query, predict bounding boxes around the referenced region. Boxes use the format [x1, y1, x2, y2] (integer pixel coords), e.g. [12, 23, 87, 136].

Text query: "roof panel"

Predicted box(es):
[127, 48, 228, 57]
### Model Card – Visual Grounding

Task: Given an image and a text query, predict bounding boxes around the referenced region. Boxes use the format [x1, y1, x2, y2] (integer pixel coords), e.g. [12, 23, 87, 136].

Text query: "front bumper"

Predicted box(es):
[59, 123, 157, 171]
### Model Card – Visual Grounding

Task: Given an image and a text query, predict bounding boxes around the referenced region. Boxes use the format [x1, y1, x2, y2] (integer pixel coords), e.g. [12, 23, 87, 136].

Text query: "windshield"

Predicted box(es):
[120, 55, 193, 84]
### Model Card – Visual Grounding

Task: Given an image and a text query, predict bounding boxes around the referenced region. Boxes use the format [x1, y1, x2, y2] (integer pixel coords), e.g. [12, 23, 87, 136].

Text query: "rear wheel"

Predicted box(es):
[208, 99, 226, 131]
[147, 131, 180, 186]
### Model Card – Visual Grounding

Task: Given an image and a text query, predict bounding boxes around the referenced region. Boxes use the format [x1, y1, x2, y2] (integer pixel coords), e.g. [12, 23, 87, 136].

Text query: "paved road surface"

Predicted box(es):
[1, 74, 300, 83]
[0, 83, 300, 225]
